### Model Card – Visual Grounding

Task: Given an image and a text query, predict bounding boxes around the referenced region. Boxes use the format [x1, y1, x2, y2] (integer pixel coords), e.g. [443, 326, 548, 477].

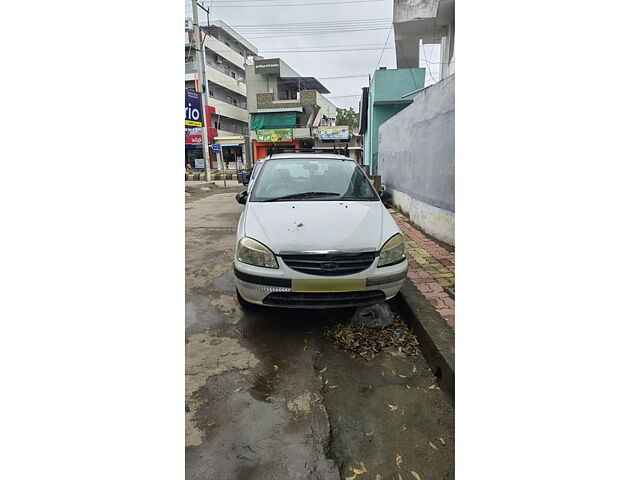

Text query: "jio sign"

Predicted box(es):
[185, 89, 202, 127]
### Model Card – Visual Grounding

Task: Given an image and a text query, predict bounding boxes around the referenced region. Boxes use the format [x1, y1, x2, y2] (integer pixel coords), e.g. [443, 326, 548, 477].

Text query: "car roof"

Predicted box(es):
[265, 153, 353, 161]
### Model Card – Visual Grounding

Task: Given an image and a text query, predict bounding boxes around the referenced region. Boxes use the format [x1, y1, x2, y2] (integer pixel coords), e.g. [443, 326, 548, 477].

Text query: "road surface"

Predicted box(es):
[185, 184, 454, 480]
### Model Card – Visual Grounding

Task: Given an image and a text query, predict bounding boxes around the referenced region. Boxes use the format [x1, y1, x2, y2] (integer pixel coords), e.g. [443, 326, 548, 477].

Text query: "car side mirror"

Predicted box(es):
[242, 171, 251, 185]
[235, 191, 248, 205]
[380, 190, 392, 203]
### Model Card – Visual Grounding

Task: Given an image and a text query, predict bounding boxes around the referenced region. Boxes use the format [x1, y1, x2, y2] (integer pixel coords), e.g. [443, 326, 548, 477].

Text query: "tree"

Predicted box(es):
[335, 107, 359, 128]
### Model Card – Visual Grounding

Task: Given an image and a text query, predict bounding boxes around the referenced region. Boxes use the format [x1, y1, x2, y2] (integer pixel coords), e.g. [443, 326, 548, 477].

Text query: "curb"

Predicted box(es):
[185, 173, 238, 181]
[393, 280, 455, 404]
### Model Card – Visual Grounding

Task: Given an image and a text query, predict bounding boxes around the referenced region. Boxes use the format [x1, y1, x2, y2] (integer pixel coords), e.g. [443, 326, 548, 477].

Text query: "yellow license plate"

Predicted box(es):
[291, 278, 366, 293]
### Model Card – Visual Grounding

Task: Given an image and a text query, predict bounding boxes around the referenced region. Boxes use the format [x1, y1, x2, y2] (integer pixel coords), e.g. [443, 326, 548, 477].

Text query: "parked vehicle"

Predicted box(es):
[233, 152, 405, 309]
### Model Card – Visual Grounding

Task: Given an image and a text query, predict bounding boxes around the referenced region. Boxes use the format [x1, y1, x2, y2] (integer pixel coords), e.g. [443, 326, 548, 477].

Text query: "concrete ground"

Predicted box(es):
[185, 186, 454, 480]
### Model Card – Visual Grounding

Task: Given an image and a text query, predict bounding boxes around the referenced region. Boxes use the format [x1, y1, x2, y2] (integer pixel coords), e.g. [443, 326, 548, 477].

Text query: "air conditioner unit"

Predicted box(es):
[215, 58, 223, 64]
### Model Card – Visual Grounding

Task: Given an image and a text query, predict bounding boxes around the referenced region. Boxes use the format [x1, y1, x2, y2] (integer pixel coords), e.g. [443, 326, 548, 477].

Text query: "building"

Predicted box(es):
[376, 0, 455, 245]
[185, 19, 258, 171]
[359, 67, 425, 175]
[245, 57, 340, 161]
[393, 0, 454, 77]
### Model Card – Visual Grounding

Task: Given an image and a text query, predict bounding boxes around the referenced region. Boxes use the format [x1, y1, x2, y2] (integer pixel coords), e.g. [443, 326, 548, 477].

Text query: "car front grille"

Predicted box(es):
[263, 290, 385, 308]
[280, 252, 376, 276]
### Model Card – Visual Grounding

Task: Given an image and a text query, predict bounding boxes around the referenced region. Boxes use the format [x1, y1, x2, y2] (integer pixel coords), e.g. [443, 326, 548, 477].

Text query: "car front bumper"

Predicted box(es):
[234, 258, 408, 309]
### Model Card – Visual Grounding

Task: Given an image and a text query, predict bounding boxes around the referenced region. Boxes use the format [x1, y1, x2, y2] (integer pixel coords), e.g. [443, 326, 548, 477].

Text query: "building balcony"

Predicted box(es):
[208, 98, 249, 123]
[203, 35, 246, 70]
[255, 90, 317, 110]
[185, 66, 247, 97]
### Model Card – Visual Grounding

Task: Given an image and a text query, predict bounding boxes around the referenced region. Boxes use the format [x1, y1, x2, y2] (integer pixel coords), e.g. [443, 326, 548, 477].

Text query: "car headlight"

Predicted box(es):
[236, 237, 278, 269]
[377, 233, 406, 267]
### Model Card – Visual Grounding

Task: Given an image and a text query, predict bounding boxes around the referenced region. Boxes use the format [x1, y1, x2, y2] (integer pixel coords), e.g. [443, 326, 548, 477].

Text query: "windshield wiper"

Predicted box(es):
[263, 192, 341, 202]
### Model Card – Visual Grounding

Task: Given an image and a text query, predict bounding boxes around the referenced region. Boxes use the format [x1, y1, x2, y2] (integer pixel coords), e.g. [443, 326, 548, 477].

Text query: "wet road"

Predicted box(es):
[186, 185, 454, 480]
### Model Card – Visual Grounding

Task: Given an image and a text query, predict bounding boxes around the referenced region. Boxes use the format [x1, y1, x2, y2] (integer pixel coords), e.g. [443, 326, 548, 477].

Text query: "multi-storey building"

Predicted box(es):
[245, 57, 339, 161]
[185, 19, 258, 170]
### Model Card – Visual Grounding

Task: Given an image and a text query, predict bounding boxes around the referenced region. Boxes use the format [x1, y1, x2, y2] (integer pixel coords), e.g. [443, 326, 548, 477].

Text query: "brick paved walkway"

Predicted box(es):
[391, 212, 456, 329]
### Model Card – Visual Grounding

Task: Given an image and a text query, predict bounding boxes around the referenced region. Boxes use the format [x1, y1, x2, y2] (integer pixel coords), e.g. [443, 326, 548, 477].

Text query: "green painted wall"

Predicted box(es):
[363, 68, 425, 174]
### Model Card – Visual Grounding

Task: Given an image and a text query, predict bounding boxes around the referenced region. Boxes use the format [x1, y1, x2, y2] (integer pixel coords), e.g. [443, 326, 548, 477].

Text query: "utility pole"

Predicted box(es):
[191, 0, 211, 182]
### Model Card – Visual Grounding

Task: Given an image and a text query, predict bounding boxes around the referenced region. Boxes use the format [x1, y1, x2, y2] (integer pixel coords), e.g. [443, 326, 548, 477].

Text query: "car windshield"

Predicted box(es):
[250, 158, 378, 202]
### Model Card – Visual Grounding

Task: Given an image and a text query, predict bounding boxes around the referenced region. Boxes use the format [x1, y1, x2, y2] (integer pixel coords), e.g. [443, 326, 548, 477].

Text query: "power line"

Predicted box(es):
[374, 27, 393, 72]
[229, 18, 391, 27]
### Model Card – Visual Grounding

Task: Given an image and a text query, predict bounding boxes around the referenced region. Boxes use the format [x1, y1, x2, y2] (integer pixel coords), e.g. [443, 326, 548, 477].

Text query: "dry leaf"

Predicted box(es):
[233, 387, 241, 392]
[429, 441, 438, 450]
[329, 385, 337, 389]
[391, 370, 396, 376]
[401, 425, 407, 431]
[410, 472, 421, 480]
[381, 371, 385, 376]
[395, 453, 402, 466]
[365, 431, 374, 436]
[399, 475, 403, 480]
[388, 404, 398, 411]
[375, 475, 382, 480]
[201, 356, 208, 359]
[439, 437, 446, 445]
[398, 374, 408, 378]
[324, 379, 329, 384]
[412, 365, 417, 373]
[319, 366, 327, 373]
[304, 346, 308, 351]
[219, 352, 229, 357]
[345, 475, 356, 480]
[353, 468, 365, 474]
[428, 384, 439, 390]
[406, 385, 411, 389]
[273, 365, 278, 370]
[358, 461, 367, 473]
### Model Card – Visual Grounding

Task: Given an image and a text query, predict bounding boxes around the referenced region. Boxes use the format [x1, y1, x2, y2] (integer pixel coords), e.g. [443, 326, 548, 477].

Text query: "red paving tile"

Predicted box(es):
[393, 210, 455, 330]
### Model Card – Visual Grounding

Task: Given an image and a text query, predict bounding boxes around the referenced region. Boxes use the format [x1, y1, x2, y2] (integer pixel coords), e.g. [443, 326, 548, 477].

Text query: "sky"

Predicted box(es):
[185, 0, 440, 111]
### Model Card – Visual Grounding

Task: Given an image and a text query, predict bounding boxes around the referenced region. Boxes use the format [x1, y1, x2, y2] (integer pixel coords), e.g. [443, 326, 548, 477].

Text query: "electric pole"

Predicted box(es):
[191, 0, 211, 182]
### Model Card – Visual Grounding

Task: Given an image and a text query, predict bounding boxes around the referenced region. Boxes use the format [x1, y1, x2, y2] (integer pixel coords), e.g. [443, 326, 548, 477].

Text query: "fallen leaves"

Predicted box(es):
[410, 471, 422, 480]
[388, 404, 398, 411]
[328, 385, 337, 389]
[412, 364, 417, 373]
[439, 437, 446, 445]
[427, 384, 439, 390]
[273, 365, 278, 371]
[374, 475, 382, 480]
[232, 387, 242, 392]
[345, 475, 356, 480]
[398, 374, 408, 378]
[365, 430, 374, 436]
[429, 441, 439, 451]
[395, 453, 403, 467]
[319, 366, 327, 373]
[218, 352, 229, 357]
[325, 320, 420, 361]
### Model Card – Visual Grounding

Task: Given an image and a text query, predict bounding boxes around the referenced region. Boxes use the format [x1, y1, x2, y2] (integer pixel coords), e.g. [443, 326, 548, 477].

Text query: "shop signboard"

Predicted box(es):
[256, 128, 293, 142]
[194, 158, 205, 169]
[185, 126, 203, 144]
[185, 89, 202, 127]
[254, 58, 281, 75]
[316, 126, 350, 140]
[212, 144, 222, 154]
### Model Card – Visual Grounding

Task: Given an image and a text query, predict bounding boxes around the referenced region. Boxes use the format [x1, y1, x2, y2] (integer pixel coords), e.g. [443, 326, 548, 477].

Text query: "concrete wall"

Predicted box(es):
[378, 75, 454, 245]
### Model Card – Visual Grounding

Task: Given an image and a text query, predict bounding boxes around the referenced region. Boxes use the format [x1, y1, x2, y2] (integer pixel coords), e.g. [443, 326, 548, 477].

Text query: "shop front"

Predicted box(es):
[251, 128, 299, 162]
[214, 135, 249, 171]
[184, 101, 217, 171]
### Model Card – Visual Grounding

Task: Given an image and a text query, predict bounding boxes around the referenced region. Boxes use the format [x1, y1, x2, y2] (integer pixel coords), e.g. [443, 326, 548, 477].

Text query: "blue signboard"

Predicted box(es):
[185, 89, 202, 127]
[212, 144, 222, 154]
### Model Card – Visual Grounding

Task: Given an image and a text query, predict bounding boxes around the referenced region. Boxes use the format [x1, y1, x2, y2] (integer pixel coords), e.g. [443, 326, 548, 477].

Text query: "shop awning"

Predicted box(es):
[250, 112, 297, 130]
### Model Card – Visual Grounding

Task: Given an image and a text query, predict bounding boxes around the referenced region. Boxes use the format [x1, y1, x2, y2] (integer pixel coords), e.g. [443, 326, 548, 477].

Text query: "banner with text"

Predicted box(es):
[256, 128, 293, 142]
[316, 126, 350, 140]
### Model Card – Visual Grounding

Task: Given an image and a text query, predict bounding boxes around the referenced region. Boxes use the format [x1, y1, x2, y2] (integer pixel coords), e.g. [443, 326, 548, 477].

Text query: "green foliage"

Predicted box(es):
[336, 107, 359, 128]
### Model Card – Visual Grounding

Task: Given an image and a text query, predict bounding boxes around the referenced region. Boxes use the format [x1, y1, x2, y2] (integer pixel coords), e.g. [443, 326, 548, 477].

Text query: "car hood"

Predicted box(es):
[244, 201, 391, 254]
